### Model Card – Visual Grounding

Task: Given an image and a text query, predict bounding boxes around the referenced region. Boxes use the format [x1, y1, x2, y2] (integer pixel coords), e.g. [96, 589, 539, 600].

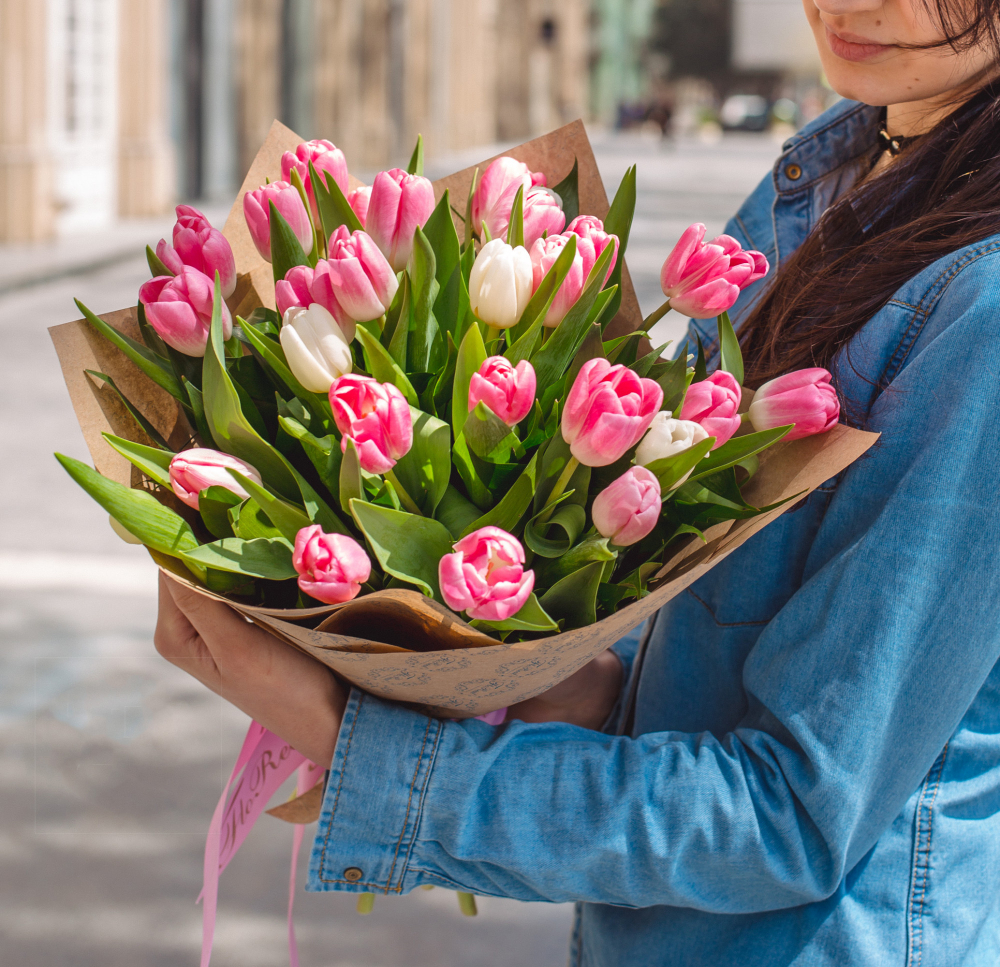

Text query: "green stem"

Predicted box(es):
[643, 298, 672, 328]
[536, 455, 580, 525]
[385, 469, 423, 515]
[356, 892, 375, 914]
[485, 324, 501, 349]
[457, 892, 478, 916]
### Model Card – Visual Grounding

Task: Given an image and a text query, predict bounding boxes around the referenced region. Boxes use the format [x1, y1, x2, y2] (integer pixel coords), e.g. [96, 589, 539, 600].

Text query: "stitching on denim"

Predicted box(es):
[686, 589, 771, 628]
[389, 718, 444, 892]
[887, 299, 922, 311]
[734, 214, 758, 252]
[318, 692, 364, 884]
[907, 742, 950, 967]
[383, 716, 435, 893]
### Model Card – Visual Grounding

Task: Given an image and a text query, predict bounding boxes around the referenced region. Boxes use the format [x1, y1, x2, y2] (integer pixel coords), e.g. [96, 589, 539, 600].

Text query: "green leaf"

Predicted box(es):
[551, 158, 579, 225]
[464, 167, 479, 247]
[76, 299, 183, 401]
[533, 435, 591, 512]
[452, 433, 493, 511]
[658, 350, 692, 414]
[392, 407, 451, 516]
[463, 401, 515, 460]
[407, 133, 424, 175]
[84, 371, 172, 449]
[181, 537, 297, 580]
[146, 244, 175, 278]
[55, 453, 198, 559]
[435, 484, 482, 539]
[565, 323, 605, 391]
[227, 469, 311, 542]
[694, 334, 707, 382]
[530, 240, 617, 396]
[101, 433, 173, 488]
[408, 226, 443, 373]
[539, 561, 604, 630]
[182, 378, 214, 446]
[268, 199, 310, 286]
[135, 299, 172, 360]
[289, 463, 349, 534]
[507, 233, 577, 346]
[278, 416, 341, 492]
[199, 486, 242, 538]
[506, 184, 525, 248]
[350, 500, 453, 601]
[311, 162, 364, 237]
[355, 325, 419, 406]
[387, 273, 411, 367]
[423, 190, 465, 339]
[688, 425, 792, 482]
[461, 449, 539, 537]
[201, 278, 299, 499]
[535, 532, 616, 586]
[452, 323, 488, 438]
[469, 593, 558, 634]
[645, 436, 715, 491]
[600, 165, 636, 329]
[233, 499, 284, 540]
[524, 501, 587, 558]
[339, 438, 364, 516]
[717, 311, 744, 386]
[633, 342, 671, 378]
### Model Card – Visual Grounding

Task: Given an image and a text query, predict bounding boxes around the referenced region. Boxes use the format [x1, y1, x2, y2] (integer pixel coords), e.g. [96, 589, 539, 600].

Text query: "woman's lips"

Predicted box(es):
[825, 26, 893, 62]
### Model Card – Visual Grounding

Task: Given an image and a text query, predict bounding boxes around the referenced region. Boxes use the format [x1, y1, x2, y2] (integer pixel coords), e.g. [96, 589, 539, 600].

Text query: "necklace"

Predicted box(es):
[877, 108, 921, 156]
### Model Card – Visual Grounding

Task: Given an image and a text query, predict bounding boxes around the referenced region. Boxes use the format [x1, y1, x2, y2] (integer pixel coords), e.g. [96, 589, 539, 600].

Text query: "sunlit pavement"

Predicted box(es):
[0, 130, 782, 967]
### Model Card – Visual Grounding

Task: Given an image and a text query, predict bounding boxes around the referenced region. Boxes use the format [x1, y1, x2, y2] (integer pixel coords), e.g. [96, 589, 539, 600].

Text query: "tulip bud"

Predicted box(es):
[329, 374, 413, 474]
[471, 157, 547, 241]
[521, 187, 566, 249]
[468, 356, 536, 426]
[365, 168, 436, 271]
[348, 185, 372, 226]
[168, 448, 261, 510]
[154, 206, 237, 300]
[293, 525, 371, 604]
[243, 181, 314, 262]
[747, 368, 839, 441]
[565, 214, 619, 279]
[561, 358, 663, 467]
[438, 526, 534, 621]
[592, 466, 662, 546]
[139, 266, 232, 356]
[281, 139, 349, 222]
[280, 304, 353, 393]
[634, 411, 710, 470]
[469, 238, 533, 330]
[679, 371, 742, 449]
[660, 223, 769, 319]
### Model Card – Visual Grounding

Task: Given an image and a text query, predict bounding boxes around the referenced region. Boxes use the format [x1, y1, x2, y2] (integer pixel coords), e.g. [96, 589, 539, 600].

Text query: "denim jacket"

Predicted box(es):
[307, 100, 1000, 967]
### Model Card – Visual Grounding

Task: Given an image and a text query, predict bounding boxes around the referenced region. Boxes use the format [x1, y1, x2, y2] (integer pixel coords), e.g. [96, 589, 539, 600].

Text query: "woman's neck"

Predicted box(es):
[885, 70, 997, 137]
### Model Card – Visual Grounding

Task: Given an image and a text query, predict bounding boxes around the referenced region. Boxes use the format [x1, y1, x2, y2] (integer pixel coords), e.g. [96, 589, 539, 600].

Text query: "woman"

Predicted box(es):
[155, 1, 1000, 963]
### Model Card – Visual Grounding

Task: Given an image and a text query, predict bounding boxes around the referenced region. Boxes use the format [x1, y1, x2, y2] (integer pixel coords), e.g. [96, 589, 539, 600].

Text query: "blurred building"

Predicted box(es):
[0, 0, 587, 243]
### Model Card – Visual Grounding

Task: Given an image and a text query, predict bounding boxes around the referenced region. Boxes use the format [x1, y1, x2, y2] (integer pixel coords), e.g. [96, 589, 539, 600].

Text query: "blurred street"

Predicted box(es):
[0, 130, 781, 967]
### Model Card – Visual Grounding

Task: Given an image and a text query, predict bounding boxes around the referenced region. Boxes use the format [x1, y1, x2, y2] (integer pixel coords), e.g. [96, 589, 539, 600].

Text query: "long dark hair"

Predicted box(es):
[739, 2, 1000, 410]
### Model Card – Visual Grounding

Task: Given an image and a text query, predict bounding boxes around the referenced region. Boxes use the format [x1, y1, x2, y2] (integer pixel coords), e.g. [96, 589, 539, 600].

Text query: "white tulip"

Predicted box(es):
[635, 411, 709, 487]
[279, 304, 353, 394]
[469, 238, 534, 329]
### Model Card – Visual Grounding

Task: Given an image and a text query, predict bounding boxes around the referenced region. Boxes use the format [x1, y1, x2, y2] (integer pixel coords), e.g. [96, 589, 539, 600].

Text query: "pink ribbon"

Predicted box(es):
[198, 721, 318, 967]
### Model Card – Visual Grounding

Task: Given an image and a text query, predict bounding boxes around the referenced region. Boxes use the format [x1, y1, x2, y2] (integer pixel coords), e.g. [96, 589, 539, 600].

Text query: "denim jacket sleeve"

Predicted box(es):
[307, 256, 1000, 911]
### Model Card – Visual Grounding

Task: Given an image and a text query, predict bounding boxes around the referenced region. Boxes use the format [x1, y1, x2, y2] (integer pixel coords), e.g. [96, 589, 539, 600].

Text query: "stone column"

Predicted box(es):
[118, 0, 176, 216]
[0, 0, 54, 241]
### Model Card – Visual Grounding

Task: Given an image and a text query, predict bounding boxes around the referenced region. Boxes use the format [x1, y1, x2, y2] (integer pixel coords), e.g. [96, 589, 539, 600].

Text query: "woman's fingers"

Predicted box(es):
[154, 574, 223, 693]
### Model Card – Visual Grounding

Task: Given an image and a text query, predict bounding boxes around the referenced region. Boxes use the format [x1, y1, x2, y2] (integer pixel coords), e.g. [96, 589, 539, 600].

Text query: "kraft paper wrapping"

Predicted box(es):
[49, 121, 879, 719]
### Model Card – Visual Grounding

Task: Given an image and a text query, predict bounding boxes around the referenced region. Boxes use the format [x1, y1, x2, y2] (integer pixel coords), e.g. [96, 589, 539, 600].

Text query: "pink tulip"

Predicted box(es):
[292, 525, 371, 604]
[275, 226, 398, 342]
[679, 370, 743, 448]
[566, 215, 619, 277]
[468, 356, 536, 426]
[242, 181, 314, 262]
[168, 448, 261, 510]
[471, 157, 546, 240]
[747, 367, 840, 441]
[521, 187, 567, 249]
[329, 374, 413, 474]
[281, 139, 349, 222]
[660, 223, 769, 318]
[438, 526, 534, 622]
[139, 266, 232, 356]
[348, 185, 372, 226]
[530, 222, 619, 327]
[365, 168, 436, 271]
[155, 205, 236, 299]
[561, 358, 663, 467]
[592, 466, 662, 546]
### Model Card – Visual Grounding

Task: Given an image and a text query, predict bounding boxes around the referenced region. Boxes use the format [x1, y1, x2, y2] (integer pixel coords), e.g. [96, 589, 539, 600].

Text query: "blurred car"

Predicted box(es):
[719, 94, 770, 132]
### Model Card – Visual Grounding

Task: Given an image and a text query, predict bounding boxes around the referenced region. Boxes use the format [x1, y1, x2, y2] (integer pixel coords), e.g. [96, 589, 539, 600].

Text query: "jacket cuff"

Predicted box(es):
[306, 688, 442, 895]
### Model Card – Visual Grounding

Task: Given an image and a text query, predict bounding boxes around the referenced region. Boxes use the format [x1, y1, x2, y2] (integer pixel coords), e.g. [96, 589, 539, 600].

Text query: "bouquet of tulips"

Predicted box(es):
[56, 134, 842, 640]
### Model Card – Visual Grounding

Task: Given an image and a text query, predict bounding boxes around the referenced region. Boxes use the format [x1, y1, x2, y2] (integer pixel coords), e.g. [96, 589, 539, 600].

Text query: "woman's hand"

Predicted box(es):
[154, 573, 346, 765]
[506, 650, 623, 731]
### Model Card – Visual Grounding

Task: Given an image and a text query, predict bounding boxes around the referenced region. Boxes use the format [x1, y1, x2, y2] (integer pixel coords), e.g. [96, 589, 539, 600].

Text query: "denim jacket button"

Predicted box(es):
[343, 867, 363, 882]
[785, 163, 803, 181]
